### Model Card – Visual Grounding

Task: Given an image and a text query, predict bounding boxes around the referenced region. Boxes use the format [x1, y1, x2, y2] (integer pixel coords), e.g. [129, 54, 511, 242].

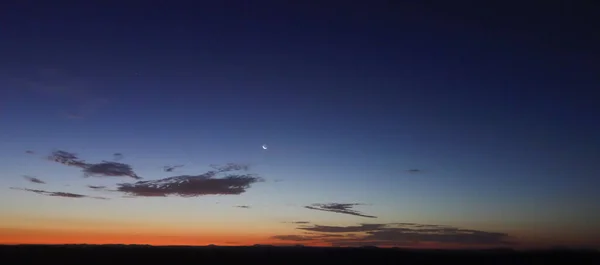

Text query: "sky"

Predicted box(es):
[0, 1, 599, 249]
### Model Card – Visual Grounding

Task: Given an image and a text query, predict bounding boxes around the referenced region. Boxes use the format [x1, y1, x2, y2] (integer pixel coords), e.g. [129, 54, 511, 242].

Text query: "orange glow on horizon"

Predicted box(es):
[2, 227, 598, 250]
[0, 227, 277, 246]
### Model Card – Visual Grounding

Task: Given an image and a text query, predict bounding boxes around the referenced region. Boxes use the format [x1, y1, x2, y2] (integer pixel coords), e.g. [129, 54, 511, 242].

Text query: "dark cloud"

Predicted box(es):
[47, 150, 89, 168]
[46, 150, 141, 180]
[163, 164, 184, 172]
[210, 163, 250, 172]
[272, 233, 355, 243]
[271, 235, 315, 241]
[272, 222, 514, 247]
[363, 226, 511, 245]
[84, 161, 141, 180]
[407, 169, 422, 173]
[22, 175, 45, 184]
[285, 221, 310, 224]
[115, 169, 263, 197]
[302, 232, 347, 238]
[326, 239, 411, 247]
[298, 224, 385, 233]
[10, 187, 108, 200]
[25, 150, 35, 154]
[87, 185, 107, 190]
[235, 205, 251, 209]
[305, 203, 376, 218]
[113, 153, 124, 161]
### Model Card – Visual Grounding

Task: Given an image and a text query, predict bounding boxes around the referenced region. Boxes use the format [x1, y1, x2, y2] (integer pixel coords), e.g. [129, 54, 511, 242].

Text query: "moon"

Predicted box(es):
[262, 144, 268, 150]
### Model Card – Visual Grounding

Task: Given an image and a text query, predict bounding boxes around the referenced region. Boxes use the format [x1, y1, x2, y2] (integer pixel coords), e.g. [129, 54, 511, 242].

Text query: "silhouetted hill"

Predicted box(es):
[0, 245, 598, 265]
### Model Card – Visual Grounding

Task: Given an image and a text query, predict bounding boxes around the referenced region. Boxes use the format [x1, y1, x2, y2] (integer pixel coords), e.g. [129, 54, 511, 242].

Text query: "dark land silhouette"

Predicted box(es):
[1, 244, 598, 265]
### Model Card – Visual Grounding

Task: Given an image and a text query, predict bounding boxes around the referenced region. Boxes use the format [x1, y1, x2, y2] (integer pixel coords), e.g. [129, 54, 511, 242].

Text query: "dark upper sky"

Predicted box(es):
[0, 1, 599, 248]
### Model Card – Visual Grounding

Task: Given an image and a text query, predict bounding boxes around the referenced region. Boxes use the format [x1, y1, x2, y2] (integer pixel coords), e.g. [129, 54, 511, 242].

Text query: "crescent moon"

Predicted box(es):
[262, 145, 268, 150]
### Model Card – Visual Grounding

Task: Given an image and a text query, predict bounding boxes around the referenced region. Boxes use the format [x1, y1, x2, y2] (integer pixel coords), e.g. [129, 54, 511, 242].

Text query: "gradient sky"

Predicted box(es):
[1, 1, 599, 249]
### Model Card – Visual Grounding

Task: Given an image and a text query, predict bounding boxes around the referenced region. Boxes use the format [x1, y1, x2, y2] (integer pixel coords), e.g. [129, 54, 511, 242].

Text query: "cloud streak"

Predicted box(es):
[272, 222, 514, 247]
[113, 153, 124, 161]
[22, 175, 45, 184]
[305, 203, 376, 218]
[115, 166, 263, 197]
[163, 165, 184, 172]
[83, 161, 141, 180]
[210, 163, 250, 172]
[47, 150, 89, 168]
[10, 187, 108, 200]
[271, 235, 314, 241]
[284, 221, 311, 224]
[46, 150, 141, 179]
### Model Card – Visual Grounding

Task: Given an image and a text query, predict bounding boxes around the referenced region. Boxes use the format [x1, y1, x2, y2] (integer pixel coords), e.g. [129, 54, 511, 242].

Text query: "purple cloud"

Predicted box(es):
[10, 187, 108, 200]
[305, 203, 376, 218]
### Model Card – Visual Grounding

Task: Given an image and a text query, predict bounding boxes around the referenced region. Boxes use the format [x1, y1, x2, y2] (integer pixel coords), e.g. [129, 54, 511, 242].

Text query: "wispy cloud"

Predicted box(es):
[407, 169, 422, 173]
[10, 187, 108, 200]
[46, 150, 141, 179]
[305, 203, 376, 218]
[113, 153, 124, 161]
[115, 165, 263, 197]
[25, 150, 35, 155]
[47, 150, 89, 168]
[84, 161, 141, 180]
[210, 163, 250, 172]
[22, 175, 45, 184]
[298, 224, 385, 233]
[271, 235, 314, 241]
[163, 164, 184, 172]
[272, 222, 514, 247]
[87, 185, 107, 190]
[284, 221, 310, 224]
[235, 205, 251, 209]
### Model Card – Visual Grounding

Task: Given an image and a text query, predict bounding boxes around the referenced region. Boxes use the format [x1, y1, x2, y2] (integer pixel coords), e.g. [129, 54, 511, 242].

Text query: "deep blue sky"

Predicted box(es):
[0, 1, 599, 248]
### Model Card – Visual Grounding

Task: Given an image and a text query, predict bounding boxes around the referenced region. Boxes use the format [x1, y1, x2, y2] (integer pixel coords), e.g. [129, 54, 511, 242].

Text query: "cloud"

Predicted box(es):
[87, 185, 107, 190]
[83, 161, 141, 180]
[272, 222, 514, 247]
[284, 221, 310, 224]
[163, 164, 184, 172]
[271, 233, 355, 243]
[113, 153, 124, 161]
[407, 169, 422, 173]
[47, 150, 89, 168]
[46, 150, 141, 179]
[10, 187, 108, 200]
[271, 235, 315, 241]
[363, 226, 511, 245]
[210, 163, 250, 172]
[25, 150, 35, 154]
[298, 224, 385, 233]
[115, 169, 263, 197]
[22, 175, 45, 184]
[305, 203, 377, 218]
[235, 205, 251, 209]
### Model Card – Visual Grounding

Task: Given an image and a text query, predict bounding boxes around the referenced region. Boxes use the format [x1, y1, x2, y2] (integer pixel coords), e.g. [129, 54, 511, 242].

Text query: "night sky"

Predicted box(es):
[1, 1, 599, 249]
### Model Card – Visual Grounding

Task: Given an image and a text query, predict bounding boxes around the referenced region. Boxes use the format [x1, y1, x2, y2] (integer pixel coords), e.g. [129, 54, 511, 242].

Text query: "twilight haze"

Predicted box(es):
[0, 1, 599, 249]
